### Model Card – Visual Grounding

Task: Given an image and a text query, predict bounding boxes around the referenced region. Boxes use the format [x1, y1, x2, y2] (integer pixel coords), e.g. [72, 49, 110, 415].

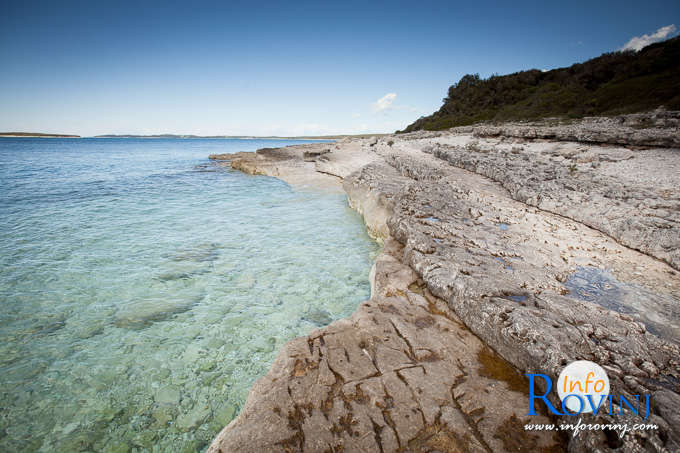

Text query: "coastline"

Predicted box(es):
[0, 134, 81, 138]
[0, 133, 376, 140]
[208, 112, 680, 452]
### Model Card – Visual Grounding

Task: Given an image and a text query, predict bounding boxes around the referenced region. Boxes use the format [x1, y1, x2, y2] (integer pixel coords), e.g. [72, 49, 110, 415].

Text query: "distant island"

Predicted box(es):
[1, 132, 386, 140]
[0, 132, 80, 138]
[94, 133, 386, 139]
[401, 35, 680, 132]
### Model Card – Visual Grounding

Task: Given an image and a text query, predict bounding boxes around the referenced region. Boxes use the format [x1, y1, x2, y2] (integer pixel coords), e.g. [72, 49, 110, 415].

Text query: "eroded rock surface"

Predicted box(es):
[209, 112, 680, 452]
[420, 141, 680, 271]
[469, 110, 680, 149]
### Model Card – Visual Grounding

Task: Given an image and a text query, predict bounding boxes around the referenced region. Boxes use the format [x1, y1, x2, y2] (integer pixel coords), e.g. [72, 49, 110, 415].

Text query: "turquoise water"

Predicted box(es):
[0, 138, 380, 452]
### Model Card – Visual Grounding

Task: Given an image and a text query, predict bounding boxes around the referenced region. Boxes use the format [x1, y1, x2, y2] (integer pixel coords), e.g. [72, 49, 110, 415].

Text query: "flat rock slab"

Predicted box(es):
[421, 140, 680, 271]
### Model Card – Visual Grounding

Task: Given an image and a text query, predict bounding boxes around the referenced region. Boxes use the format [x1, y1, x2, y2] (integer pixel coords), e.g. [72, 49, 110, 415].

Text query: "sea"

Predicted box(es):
[0, 137, 380, 452]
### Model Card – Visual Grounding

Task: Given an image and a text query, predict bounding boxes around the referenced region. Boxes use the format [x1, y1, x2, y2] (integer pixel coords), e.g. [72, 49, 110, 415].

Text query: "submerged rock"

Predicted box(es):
[176, 404, 211, 431]
[167, 243, 221, 263]
[102, 441, 130, 453]
[155, 385, 181, 406]
[154, 271, 193, 282]
[302, 307, 333, 326]
[213, 403, 236, 426]
[114, 295, 203, 328]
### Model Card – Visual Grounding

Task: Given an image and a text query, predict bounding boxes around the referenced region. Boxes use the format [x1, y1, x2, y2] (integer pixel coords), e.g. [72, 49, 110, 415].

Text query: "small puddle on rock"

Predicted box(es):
[424, 216, 440, 222]
[504, 294, 527, 303]
[564, 266, 680, 342]
[477, 345, 528, 394]
[477, 345, 568, 450]
[408, 282, 425, 295]
[498, 223, 508, 231]
[302, 308, 333, 326]
[494, 257, 514, 271]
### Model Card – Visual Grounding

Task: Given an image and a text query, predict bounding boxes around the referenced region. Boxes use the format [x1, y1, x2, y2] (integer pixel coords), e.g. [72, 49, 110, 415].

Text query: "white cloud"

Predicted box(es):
[621, 24, 676, 52]
[372, 93, 397, 112]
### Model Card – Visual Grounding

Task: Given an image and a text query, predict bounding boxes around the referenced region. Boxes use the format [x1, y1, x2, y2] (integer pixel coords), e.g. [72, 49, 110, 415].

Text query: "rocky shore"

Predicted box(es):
[208, 111, 680, 452]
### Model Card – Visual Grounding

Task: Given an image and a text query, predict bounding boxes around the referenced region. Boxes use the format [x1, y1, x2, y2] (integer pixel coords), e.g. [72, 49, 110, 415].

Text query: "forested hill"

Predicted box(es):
[400, 36, 680, 132]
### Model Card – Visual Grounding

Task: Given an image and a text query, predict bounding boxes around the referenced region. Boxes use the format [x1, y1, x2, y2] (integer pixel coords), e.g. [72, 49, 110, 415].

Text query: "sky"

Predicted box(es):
[1, 0, 678, 136]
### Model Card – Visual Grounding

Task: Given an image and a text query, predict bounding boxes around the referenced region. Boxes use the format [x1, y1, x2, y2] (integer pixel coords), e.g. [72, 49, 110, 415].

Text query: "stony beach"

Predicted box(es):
[207, 111, 680, 452]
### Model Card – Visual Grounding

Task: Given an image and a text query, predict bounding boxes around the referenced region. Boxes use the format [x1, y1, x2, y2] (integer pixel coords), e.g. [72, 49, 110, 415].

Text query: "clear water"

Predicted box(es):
[565, 266, 680, 342]
[0, 138, 380, 452]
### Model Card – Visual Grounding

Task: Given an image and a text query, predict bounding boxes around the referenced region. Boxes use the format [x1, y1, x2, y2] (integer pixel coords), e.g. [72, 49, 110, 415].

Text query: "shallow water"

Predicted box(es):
[565, 266, 680, 341]
[0, 138, 380, 452]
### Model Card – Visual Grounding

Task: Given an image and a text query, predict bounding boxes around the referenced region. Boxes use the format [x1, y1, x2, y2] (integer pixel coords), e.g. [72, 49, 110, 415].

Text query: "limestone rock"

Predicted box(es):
[209, 111, 680, 452]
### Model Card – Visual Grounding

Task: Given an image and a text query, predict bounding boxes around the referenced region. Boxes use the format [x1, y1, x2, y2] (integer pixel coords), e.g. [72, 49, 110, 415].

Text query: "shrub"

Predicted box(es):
[399, 37, 680, 133]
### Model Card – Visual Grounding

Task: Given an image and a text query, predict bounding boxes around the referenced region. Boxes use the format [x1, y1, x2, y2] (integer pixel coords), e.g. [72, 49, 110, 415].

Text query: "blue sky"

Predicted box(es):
[1, 0, 678, 136]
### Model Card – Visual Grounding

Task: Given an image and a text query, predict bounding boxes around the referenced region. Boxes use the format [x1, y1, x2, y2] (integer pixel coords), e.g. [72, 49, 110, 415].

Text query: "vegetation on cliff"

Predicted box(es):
[400, 37, 680, 132]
